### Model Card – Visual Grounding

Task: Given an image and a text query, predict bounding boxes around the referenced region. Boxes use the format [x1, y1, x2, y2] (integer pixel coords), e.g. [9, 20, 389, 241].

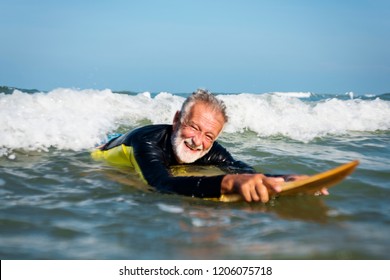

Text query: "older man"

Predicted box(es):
[93, 89, 324, 202]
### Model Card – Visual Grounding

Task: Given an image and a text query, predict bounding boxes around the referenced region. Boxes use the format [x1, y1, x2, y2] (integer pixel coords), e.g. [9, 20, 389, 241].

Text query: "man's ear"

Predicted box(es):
[172, 111, 180, 130]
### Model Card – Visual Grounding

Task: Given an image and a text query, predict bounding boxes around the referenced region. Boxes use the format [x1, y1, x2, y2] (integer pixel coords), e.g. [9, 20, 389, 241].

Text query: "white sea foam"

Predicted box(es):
[1, 88, 389, 156]
[157, 203, 184, 214]
[272, 92, 312, 98]
[220, 93, 390, 142]
[0, 88, 184, 156]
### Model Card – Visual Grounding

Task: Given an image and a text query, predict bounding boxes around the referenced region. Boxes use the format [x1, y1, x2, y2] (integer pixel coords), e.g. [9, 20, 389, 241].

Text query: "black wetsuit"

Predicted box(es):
[101, 124, 255, 198]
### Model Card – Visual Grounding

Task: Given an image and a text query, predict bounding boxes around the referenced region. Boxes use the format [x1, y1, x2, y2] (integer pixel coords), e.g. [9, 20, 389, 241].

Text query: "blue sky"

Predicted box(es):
[1, 0, 389, 94]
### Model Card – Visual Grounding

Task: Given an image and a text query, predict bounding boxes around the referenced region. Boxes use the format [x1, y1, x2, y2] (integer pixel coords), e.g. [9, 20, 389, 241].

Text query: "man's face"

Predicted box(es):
[171, 102, 225, 163]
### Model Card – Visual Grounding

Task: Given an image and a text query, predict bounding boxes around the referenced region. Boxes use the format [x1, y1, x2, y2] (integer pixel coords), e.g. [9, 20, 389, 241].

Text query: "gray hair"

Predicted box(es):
[179, 89, 228, 123]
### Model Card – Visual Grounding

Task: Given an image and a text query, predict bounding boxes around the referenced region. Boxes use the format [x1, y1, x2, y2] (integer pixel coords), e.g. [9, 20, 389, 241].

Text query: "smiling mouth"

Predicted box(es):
[184, 141, 202, 152]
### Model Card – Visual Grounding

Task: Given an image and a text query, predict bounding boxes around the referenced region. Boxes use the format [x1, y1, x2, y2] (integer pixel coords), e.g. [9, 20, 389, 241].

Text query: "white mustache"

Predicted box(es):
[184, 138, 203, 151]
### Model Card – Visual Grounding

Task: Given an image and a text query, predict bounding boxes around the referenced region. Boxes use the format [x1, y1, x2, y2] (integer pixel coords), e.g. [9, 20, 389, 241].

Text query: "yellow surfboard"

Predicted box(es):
[217, 160, 359, 202]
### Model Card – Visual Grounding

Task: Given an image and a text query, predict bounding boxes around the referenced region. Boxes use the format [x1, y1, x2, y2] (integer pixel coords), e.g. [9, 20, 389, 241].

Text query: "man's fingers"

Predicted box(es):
[256, 184, 269, 203]
[263, 177, 283, 193]
[228, 174, 285, 203]
[240, 182, 253, 202]
[250, 187, 260, 202]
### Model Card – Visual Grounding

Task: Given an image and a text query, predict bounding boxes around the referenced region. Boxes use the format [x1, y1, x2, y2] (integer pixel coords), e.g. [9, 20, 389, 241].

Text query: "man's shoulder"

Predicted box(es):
[131, 124, 172, 136]
[104, 124, 172, 150]
[128, 124, 172, 145]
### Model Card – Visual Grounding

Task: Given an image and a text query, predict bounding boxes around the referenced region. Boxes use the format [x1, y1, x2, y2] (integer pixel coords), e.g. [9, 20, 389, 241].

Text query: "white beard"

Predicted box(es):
[171, 128, 211, 163]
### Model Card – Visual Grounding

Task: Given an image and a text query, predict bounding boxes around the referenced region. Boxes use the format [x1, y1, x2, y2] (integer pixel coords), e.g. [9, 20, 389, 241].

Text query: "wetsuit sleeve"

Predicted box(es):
[132, 140, 223, 198]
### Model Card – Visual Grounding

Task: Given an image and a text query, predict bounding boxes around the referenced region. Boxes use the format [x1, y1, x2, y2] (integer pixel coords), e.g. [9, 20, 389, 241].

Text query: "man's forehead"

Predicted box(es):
[186, 102, 225, 131]
[189, 102, 223, 118]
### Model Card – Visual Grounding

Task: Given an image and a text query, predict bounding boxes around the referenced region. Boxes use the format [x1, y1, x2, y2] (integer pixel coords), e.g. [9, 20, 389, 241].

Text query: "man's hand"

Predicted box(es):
[221, 174, 284, 203]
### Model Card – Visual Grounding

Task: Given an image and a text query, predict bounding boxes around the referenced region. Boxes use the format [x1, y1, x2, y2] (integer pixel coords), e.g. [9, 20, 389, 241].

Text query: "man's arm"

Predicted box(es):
[132, 139, 318, 202]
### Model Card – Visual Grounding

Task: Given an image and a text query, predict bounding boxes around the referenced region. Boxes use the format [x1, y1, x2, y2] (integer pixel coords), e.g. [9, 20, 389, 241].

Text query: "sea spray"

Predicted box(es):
[0, 88, 184, 155]
[220, 93, 390, 142]
[1, 88, 389, 156]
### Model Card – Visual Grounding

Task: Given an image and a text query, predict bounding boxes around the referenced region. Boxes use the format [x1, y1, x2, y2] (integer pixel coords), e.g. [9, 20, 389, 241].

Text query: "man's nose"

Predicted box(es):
[192, 132, 203, 147]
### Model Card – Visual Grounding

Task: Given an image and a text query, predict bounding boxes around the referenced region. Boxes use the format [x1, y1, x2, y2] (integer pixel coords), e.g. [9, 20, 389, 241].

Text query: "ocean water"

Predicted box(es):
[1, 87, 390, 259]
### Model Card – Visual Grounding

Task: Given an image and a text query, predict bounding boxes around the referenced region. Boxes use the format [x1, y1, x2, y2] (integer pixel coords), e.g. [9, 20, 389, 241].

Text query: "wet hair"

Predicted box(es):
[179, 89, 228, 123]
